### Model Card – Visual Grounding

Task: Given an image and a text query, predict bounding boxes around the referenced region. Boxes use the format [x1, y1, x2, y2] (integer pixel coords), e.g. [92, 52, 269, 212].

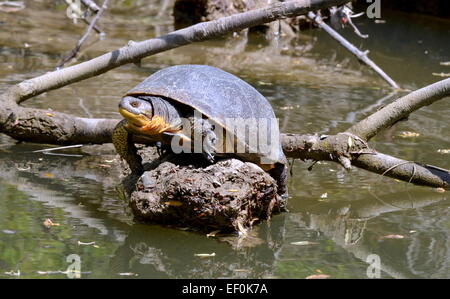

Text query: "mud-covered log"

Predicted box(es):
[128, 151, 285, 232]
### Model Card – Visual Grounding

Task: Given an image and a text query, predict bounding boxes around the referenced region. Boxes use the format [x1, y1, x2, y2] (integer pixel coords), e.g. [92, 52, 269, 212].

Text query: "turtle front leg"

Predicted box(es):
[112, 119, 144, 174]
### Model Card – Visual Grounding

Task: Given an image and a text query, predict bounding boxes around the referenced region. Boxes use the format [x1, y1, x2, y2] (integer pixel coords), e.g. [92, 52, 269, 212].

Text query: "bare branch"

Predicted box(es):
[281, 133, 450, 189]
[348, 78, 450, 141]
[57, 0, 109, 69]
[81, 0, 100, 12]
[5, 0, 350, 104]
[307, 11, 399, 89]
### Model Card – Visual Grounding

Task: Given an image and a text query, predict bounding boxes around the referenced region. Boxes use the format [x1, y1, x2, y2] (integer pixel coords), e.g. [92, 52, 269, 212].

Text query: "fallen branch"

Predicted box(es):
[348, 78, 450, 141]
[281, 133, 450, 189]
[5, 0, 350, 104]
[0, 0, 448, 192]
[307, 11, 399, 89]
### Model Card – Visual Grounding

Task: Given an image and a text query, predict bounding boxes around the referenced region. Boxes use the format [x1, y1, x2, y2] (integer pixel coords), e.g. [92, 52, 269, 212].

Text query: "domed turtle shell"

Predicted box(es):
[125, 64, 286, 166]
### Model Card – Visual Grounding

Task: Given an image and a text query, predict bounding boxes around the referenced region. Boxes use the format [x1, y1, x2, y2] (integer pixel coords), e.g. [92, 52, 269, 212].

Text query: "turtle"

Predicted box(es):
[112, 64, 288, 197]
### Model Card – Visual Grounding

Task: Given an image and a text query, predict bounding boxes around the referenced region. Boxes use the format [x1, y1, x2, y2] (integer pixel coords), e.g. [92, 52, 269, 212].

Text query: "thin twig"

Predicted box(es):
[57, 0, 109, 69]
[80, 0, 103, 34]
[380, 161, 413, 177]
[307, 11, 399, 89]
[33, 144, 83, 153]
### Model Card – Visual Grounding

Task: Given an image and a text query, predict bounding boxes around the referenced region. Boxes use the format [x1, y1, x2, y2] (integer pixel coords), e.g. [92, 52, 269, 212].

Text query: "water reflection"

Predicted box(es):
[0, 146, 448, 278]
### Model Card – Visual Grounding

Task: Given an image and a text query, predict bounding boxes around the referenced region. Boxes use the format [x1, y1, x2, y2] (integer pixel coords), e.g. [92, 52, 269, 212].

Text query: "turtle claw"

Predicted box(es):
[203, 151, 215, 164]
[155, 141, 163, 157]
[202, 126, 217, 164]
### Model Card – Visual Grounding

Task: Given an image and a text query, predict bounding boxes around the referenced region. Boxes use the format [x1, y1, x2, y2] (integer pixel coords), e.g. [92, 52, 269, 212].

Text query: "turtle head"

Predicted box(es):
[118, 96, 173, 136]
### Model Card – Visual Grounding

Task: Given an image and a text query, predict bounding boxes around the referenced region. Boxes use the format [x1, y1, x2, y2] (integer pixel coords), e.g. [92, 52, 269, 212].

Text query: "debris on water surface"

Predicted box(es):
[432, 72, 450, 77]
[397, 131, 420, 138]
[2, 229, 16, 234]
[319, 192, 328, 201]
[43, 218, 60, 228]
[380, 234, 405, 240]
[77, 241, 99, 248]
[194, 253, 216, 257]
[435, 188, 445, 193]
[206, 230, 221, 238]
[290, 241, 320, 246]
[437, 149, 450, 154]
[4, 270, 20, 276]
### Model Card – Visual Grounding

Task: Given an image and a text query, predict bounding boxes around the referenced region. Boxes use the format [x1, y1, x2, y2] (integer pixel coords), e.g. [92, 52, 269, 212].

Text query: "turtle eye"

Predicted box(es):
[130, 101, 140, 108]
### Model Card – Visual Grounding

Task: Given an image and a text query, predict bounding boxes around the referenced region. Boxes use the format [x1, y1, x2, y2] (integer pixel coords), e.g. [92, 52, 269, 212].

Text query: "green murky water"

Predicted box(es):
[0, 1, 449, 278]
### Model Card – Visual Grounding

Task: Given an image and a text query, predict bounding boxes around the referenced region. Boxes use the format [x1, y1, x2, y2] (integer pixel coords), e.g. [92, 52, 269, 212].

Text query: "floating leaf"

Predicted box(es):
[4, 270, 20, 276]
[280, 105, 300, 111]
[194, 253, 216, 257]
[206, 230, 221, 238]
[397, 131, 420, 138]
[381, 234, 405, 239]
[432, 72, 450, 77]
[2, 229, 16, 234]
[43, 218, 60, 228]
[437, 149, 450, 154]
[78, 241, 96, 246]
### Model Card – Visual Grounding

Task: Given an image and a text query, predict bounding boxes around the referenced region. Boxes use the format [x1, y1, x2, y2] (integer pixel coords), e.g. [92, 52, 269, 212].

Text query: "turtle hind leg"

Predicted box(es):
[112, 119, 144, 174]
[268, 163, 288, 200]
